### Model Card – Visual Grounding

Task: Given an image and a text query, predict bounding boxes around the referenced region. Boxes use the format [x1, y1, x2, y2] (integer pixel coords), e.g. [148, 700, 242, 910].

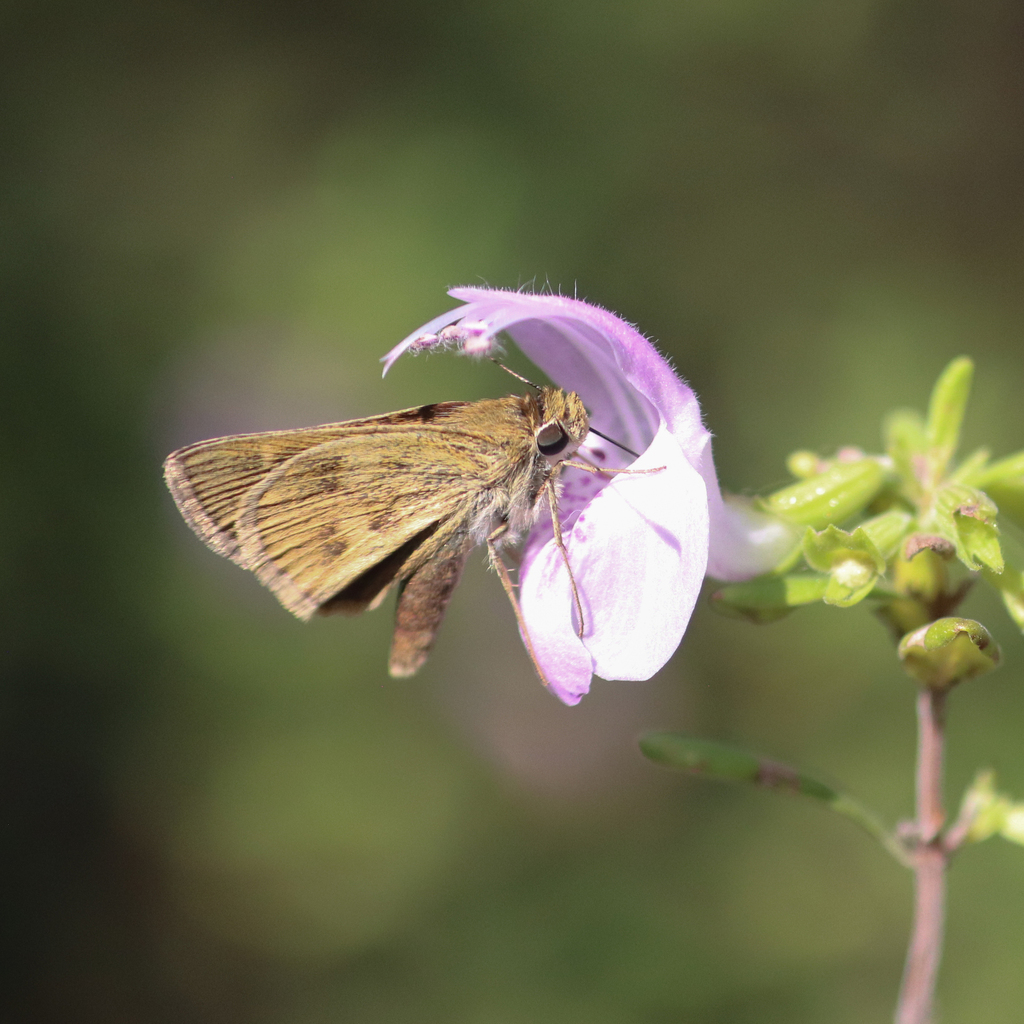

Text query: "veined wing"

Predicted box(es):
[234, 427, 507, 620]
[162, 402, 475, 564]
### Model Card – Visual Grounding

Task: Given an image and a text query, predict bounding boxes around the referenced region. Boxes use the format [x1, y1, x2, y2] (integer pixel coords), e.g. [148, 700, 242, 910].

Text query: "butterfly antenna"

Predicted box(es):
[490, 358, 541, 392]
[490, 357, 641, 458]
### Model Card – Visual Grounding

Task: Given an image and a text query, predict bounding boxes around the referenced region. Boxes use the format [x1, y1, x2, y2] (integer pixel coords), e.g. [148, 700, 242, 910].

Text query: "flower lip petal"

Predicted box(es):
[515, 541, 595, 706]
[520, 427, 708, 697]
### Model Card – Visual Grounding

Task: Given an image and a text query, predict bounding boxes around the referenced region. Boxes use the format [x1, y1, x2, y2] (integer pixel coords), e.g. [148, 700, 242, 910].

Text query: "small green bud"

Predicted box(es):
[786, 450, 823, 480]
[877, 544, 955, 637]
[925, 356, 974, 484]
[898, 617, 1001, 690]
[959, 771, 1008, 844]
[710, 574, 829, 623]
[956, 772, 1024, 848]
[1001, 805, 1024, 846]
[803, 525, 886, 608]
[761, 459, 886, 529]
[895, 542, 951, 600]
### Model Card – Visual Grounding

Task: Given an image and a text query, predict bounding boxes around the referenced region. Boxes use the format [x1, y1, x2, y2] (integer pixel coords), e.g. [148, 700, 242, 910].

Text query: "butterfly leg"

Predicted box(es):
[562, 461, 666, 476]
[545, 458, 665, 638]
[389, 545, 471, 677]
[544, 476, 586, 639]
[486, 524, 554, 691]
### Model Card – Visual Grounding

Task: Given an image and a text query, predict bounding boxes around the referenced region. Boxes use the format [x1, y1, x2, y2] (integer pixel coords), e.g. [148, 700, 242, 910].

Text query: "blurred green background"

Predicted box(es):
[4, 0, 1024, 1020]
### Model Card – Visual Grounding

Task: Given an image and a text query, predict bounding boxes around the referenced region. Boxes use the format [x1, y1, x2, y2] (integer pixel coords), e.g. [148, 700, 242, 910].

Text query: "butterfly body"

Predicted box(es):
[164, 386, 590, 676]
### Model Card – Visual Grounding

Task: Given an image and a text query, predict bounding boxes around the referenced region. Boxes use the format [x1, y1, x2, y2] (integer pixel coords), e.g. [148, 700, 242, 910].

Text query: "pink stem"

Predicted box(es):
[895, 689, 948, 1024]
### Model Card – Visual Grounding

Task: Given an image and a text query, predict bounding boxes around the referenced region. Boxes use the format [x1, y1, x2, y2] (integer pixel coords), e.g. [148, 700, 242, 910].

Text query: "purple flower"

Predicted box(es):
[384, 288, 792, 705]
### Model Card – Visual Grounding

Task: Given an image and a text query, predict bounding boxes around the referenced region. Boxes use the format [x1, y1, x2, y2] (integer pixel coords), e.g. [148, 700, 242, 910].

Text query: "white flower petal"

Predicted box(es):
[520, 429, 708, 696]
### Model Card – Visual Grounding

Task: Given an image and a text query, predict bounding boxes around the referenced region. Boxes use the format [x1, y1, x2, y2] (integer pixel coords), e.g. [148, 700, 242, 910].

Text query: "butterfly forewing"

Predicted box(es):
[164, 397, 542, 621]
[235, 432, 490, 619]
[164, 427, 358, 563]
[163, 403, 482, 559]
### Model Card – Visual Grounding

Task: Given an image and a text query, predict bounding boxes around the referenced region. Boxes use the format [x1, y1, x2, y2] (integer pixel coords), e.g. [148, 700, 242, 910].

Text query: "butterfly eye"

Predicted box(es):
[536, 421, 570, 456]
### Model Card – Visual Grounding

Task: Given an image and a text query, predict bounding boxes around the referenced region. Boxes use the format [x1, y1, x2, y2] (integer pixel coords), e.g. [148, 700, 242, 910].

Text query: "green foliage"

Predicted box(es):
[641, 732, 835, 799]
[984, 563, 1024, 632]
[710, 573, 828, 622]
[696, 358, 1022, 905]
[924, 356, 974, 487]
[970, 450, 1024, 530]
[717, 357, 1023, 646]
[640, 734, 911, 866]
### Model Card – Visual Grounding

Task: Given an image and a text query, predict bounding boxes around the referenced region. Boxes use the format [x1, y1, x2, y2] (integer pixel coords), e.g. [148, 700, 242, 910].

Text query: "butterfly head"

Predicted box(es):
[533, 387, 590, 466]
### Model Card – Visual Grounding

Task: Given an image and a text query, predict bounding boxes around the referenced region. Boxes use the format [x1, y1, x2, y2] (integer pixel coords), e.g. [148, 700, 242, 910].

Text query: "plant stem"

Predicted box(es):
[895, 688, 948, 1024]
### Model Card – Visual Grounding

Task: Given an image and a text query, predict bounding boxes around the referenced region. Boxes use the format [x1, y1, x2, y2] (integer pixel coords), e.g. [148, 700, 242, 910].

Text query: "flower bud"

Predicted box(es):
[898, 617, 1001, 690]
[761, 459, 885, 529]
[785, 450, 823, 480]
[802, 524, 887, 608]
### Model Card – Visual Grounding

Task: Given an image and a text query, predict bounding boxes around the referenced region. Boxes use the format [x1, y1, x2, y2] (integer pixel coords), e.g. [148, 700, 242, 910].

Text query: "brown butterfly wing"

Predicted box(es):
[162, 403, 475, 564]
[164, 427, 348, 564]
[234, 431, 493, 619]
[164, 396, 539, 622]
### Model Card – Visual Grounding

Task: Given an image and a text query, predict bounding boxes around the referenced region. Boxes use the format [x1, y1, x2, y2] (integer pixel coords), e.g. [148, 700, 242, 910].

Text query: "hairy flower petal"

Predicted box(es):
[383, 287, 787, 703]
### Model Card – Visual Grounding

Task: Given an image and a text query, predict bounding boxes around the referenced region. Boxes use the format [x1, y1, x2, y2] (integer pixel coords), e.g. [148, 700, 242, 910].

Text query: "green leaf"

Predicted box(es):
[948, 447, 990, 485]
[970, 450, 1024, 531]
[982, 563, 1024, 633]
[967, 448, 1024, 488]
[922, 483, 1003, 572]
[858, 509, 914, 559]
[884, 408, 928, 497]
[761, 459, 886, 529]
[710, 574, 829, 623]
[898, 617, 1001, 690]
[956, 508, 1004, 573]
[639, 733, 910, 865]
[925, 357, 974, 483]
